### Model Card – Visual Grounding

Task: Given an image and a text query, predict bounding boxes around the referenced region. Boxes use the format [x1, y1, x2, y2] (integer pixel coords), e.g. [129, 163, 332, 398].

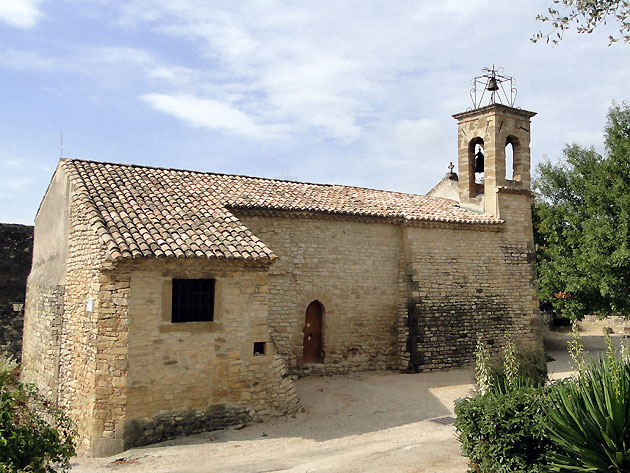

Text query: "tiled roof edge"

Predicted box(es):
[230, 206, 504, 226]
[61, 160, 277, 263]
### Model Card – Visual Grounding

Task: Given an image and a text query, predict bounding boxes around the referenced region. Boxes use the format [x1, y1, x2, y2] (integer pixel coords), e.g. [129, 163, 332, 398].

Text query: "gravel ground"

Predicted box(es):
[69, 330, 620, 473]
[70, 369, 475, 473]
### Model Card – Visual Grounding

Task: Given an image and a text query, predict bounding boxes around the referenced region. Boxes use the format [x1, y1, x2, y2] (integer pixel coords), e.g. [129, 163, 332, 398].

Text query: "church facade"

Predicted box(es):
[22, 103, 542, 456]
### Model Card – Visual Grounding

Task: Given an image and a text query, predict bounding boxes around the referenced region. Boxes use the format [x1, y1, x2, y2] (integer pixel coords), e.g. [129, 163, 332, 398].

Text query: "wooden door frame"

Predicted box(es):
[300, 299, 325, 366]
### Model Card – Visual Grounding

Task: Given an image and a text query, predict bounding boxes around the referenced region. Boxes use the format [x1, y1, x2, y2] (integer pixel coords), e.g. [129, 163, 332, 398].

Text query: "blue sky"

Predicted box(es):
[1, 0, 630, 225]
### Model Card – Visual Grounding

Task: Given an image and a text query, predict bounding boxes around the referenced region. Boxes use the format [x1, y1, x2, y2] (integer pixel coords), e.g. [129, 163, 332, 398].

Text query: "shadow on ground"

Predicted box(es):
[139, 369, 475, 447]
[71, 369, 474, 473]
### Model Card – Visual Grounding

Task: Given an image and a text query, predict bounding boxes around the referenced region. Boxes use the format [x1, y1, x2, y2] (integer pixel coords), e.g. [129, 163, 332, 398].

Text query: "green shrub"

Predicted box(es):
[459, 329, 630, 472]
[457, 336, 554, 472]
[474, 334, 548, 395]
[0, 354, 76, 473]
[545, 336, 630, 472]
[455, 386, 554, 473]
[488, 349, 549, 393]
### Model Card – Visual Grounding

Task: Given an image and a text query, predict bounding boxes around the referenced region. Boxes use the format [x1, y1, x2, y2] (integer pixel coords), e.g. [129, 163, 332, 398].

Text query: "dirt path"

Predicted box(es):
[70, 370, 475, 473]
[70, 331, 618, 473]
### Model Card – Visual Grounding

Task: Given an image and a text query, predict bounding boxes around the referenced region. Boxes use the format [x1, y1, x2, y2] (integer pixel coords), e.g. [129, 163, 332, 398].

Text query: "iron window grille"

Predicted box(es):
[171, 278, 215, 323]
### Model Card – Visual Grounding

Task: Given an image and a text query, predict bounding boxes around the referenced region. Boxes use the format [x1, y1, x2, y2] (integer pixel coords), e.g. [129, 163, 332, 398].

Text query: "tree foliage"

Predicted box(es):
[533, 0, 630, 44]
[534, 102, 630, 320]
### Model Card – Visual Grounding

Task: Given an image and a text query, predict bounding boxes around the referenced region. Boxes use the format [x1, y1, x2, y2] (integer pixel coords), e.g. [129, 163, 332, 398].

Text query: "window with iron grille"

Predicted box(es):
[171, 279, 215, 323]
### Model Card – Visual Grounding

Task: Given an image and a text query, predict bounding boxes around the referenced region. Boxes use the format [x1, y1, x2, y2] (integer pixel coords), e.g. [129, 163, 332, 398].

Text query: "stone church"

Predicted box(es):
[22, 101, 542, 456]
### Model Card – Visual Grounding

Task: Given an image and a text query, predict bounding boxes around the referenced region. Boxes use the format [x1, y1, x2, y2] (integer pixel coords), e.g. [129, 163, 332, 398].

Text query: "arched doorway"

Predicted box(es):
[302, 301, 323, 364]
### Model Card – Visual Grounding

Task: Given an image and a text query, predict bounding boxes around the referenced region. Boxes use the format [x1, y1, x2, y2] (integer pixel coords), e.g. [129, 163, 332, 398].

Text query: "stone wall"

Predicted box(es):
[22, 167, 113, 456]
[21, 284, 64, 400]
[238, 205, 541, 375]
[23, 164, 71, 392]
[401, 221, 540, 372]
[237, 211, 401, 375]
[0, 223, 33, 360]
[122, 258, 301, 449]
[578, 315, 628, 334]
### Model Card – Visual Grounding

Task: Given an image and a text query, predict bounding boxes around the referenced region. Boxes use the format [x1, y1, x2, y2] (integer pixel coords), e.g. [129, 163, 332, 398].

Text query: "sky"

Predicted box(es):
[1, 0, 630, 225]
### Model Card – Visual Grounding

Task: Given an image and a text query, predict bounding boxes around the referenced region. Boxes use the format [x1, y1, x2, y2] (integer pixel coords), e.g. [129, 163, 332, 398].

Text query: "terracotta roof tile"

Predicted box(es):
[60, 159, 499, 262]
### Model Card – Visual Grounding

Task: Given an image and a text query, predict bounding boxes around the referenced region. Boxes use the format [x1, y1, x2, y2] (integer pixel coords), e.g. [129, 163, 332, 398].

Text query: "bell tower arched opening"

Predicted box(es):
[505, 140, 514, 180]
[467, 137, 484, 197]
[505, 135, 525, 184]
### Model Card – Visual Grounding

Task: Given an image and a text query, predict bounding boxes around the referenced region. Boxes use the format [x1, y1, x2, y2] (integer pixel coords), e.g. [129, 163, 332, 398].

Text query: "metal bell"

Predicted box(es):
[475, 149, 484, 173]
[487, 77, 499, 92]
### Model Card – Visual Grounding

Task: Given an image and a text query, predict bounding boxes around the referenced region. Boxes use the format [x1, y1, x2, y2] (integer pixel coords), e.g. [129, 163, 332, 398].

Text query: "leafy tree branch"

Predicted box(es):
[533, 0, 630, 44]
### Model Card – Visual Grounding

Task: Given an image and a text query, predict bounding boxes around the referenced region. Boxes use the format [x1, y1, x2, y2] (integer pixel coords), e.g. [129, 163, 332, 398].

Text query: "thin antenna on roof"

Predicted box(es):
[60, 133, 63, 158]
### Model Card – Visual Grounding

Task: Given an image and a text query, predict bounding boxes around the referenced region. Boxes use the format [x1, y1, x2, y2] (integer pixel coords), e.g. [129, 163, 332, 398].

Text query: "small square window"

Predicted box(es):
[253, 342, 266, 356]
[171, 279, 215, 323]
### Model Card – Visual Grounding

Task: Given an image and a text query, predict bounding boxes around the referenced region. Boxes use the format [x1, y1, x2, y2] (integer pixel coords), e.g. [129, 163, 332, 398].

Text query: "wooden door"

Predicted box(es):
[303, 301, 323, 364]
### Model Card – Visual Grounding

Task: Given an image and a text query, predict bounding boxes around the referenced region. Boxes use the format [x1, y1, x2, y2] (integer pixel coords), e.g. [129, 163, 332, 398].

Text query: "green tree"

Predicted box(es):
[534, 103, 630, 320]
[533, 0, 630, 44]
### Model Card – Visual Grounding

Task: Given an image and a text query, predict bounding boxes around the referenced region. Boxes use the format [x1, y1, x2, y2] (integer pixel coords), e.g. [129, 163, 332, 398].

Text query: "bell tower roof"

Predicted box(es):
[452, 103, 536, 121]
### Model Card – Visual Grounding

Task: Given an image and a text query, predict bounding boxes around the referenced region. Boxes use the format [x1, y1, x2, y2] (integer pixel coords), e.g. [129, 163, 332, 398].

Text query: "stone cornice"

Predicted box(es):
[231, 208, 505, 232]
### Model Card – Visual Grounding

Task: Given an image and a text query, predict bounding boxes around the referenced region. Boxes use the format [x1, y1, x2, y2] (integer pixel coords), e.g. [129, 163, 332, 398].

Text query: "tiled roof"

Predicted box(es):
[60, 159, 500, 262]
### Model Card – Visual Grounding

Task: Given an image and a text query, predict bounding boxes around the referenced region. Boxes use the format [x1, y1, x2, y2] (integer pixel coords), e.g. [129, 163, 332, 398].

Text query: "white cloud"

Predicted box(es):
[147, 65, 199, 87]
[110, 1, 475, 143]
[563, 130, 605, 149]
[0, 48, 54, 70]
[141, 93, 289, 138]
[95, 46, 154, 65]
[99, 0, 630, 186]
[4, 0, 630, 212]
[394, 119, 447, 155]
[0, 0, 43, 29]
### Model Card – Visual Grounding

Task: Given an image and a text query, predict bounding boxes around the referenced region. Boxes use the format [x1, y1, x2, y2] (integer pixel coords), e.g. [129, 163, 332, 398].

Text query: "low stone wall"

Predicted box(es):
[578, 315, 628, 334]
[0, 307, 24, 361]
[0, 223, 34, 361]
[124, 404, 251, 448]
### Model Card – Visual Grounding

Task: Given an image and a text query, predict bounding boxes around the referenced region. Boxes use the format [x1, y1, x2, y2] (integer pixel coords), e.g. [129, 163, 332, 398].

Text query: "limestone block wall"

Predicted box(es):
[87, 267, 130, 456]
[401, 223, 540, 371]
[400, 185, 541, 372]
[122, 258, 300, 449]
[239, 203, 541, 375]
[57, 194, 111, 455]
[22, 165, 71, 396]
[237, 212, 401, 374]
[23, 175, 113, 455]
[21, 284, 64, 400]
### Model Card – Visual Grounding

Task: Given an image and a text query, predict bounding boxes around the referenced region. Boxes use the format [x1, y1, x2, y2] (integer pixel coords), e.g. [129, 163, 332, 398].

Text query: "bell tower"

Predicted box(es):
[452, 67, 536, 218]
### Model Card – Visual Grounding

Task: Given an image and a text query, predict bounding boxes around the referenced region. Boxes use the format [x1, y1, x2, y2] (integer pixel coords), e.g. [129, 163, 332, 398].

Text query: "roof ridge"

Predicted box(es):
[62, 157, 438, 200]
